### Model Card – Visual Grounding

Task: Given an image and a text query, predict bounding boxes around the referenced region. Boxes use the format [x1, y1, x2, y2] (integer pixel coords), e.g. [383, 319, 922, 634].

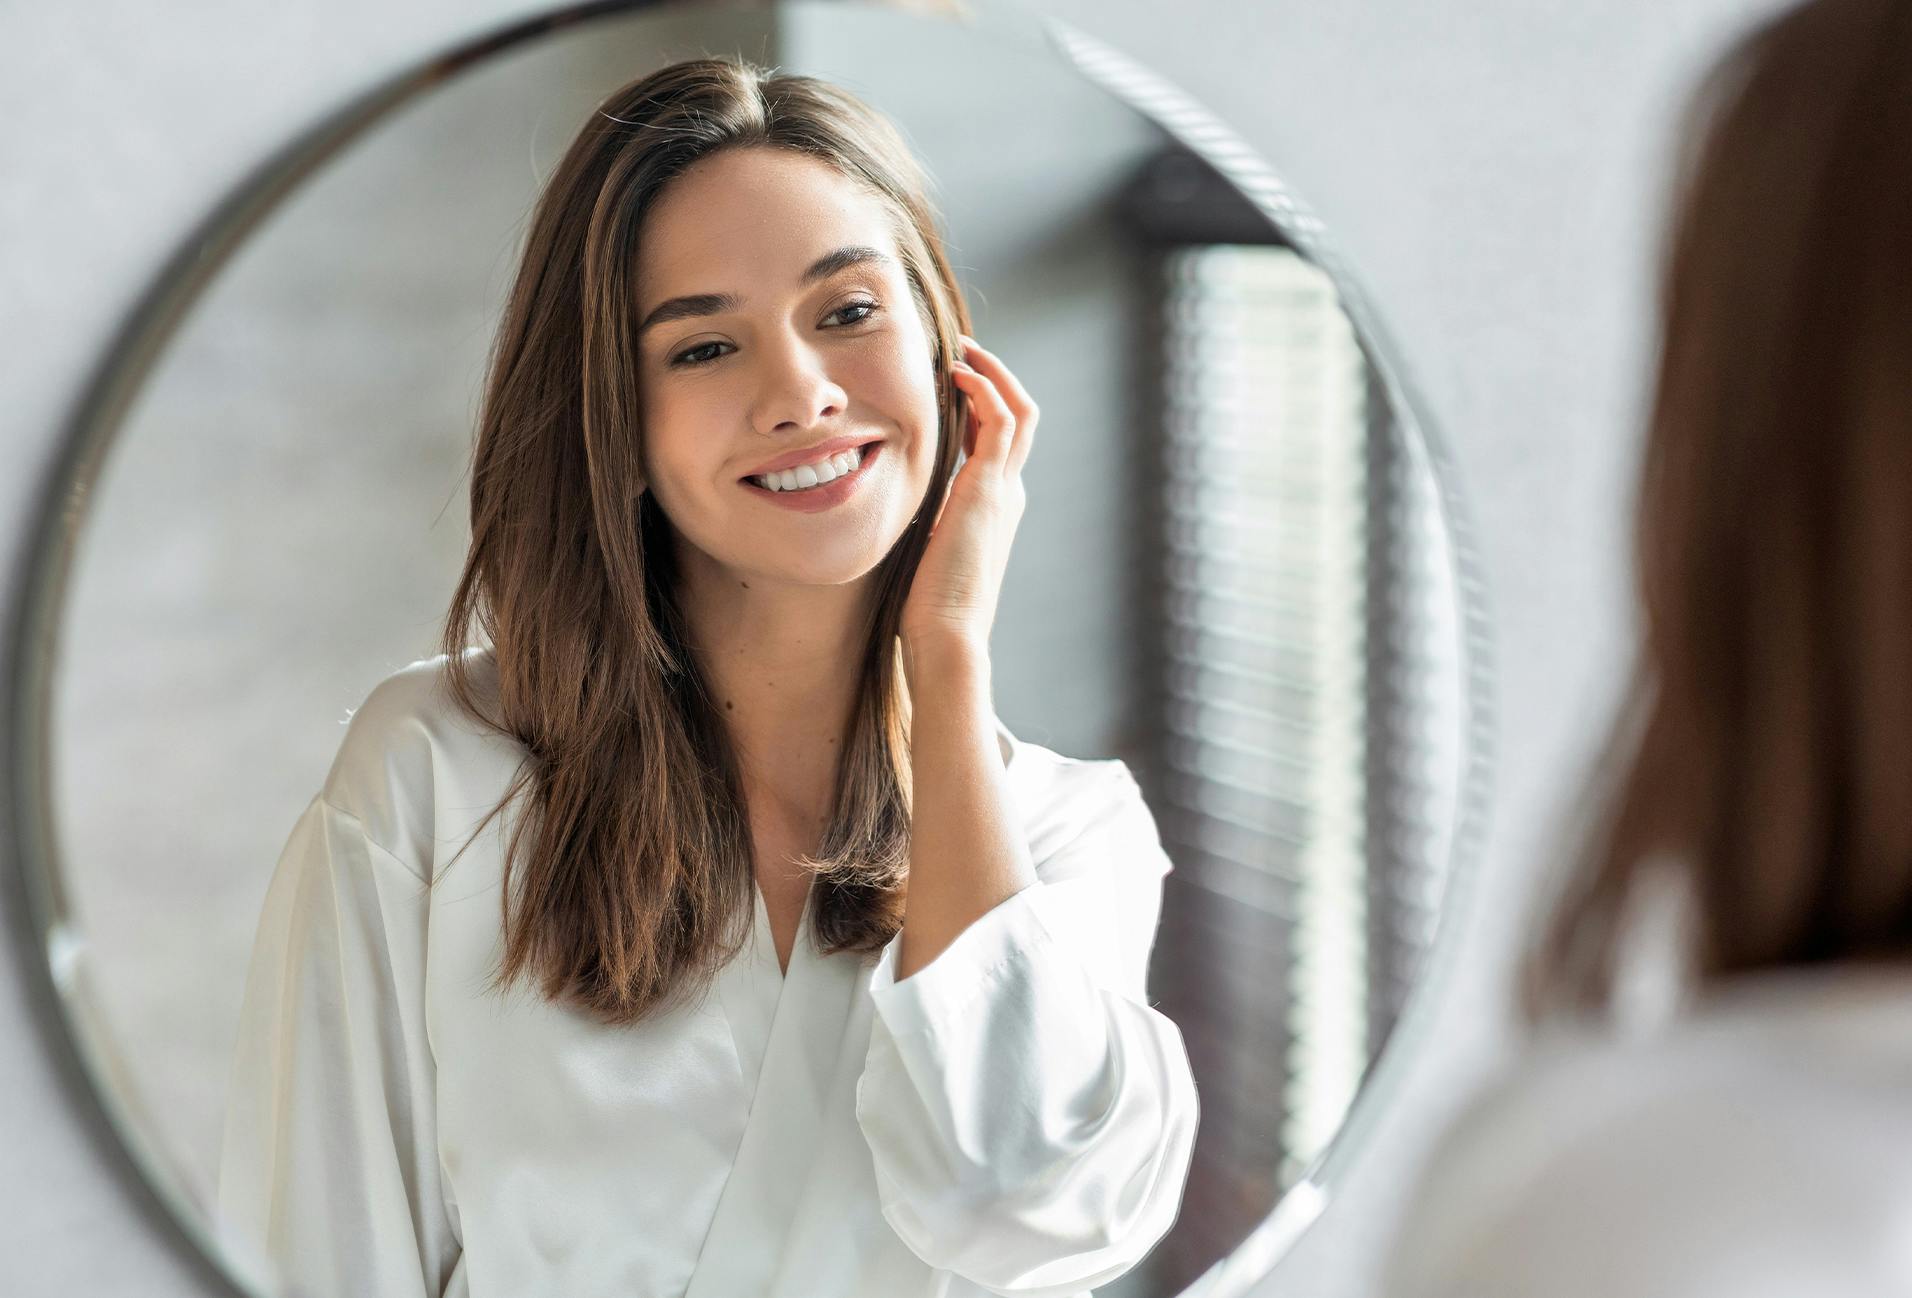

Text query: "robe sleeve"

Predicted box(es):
[853, 761, 1200, 1296]
[214, 793, 462, 1298]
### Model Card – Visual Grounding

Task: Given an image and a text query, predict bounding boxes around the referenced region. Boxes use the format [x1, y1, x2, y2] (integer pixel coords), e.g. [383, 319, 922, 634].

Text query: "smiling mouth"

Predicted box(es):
[741, 439, 883, 493]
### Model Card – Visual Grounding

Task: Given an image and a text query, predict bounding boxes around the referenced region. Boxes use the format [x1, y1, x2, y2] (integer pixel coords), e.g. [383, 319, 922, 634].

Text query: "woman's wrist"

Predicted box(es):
[900, 630, 991, 702]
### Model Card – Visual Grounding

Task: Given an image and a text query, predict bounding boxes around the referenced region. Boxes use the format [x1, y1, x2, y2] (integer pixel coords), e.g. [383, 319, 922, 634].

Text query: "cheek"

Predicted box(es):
[639, 411, 715, 504]
[854, 333, 940, 437]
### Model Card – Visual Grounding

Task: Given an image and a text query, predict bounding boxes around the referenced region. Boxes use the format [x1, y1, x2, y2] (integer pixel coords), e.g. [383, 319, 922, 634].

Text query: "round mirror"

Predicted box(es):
[11, 2, 1489, 1295]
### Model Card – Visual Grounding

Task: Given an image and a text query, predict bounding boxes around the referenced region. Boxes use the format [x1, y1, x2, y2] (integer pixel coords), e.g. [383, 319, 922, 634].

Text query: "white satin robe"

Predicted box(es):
[1380, 967, 1912, 1298]
[214, 652, 1200, 1298]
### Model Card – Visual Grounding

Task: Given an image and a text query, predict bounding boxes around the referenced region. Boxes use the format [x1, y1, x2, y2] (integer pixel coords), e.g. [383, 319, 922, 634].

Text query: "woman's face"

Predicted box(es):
[633, 145, 941, 592]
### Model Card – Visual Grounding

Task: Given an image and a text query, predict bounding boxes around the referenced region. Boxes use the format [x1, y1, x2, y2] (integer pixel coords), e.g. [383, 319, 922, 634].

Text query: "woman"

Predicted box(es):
[1383, 0, 1912, 1292]
[215, 57, 1199, 1298]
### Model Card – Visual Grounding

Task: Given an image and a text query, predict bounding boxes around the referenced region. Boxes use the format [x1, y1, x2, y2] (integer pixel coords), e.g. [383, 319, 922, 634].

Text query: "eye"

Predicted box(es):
[669, 340, 731, 368]
[828, 299, 881, 327]
[665, 300, 881, 370]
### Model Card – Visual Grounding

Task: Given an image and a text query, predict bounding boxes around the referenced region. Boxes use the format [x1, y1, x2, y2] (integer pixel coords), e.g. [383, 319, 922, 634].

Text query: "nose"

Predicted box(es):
[750, 335, 848, 436]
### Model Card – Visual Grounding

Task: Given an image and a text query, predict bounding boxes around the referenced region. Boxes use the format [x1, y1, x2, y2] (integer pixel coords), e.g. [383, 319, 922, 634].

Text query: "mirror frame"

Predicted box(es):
[0, 3, 1495, 1295]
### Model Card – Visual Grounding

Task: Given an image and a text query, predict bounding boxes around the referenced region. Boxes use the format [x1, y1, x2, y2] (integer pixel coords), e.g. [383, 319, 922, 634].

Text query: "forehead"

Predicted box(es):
[636, 147, 900, 297]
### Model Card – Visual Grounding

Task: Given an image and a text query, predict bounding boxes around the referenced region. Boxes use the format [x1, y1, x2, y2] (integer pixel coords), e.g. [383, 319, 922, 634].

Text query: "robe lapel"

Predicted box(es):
[683, 883, 863, 1297]
[713, 882, 786, 1103]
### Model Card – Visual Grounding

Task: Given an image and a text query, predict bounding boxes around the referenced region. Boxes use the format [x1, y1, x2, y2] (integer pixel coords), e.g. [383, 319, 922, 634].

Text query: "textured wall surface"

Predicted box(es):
[0, 0, 1785, 1294]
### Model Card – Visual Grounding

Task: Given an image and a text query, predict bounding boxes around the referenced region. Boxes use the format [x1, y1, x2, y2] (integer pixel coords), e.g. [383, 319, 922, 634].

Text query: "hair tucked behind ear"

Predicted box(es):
[432, 56, 972, 1025]
[1523, 0, 1912, 1018]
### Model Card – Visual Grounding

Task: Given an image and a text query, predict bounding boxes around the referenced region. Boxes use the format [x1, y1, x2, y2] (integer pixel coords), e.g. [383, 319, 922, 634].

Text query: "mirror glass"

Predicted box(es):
[35, 2, 1480, 1295]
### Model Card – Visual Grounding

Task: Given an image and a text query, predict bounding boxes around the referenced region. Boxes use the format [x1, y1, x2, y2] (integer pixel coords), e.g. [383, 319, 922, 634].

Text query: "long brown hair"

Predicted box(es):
[434, 57, 971, 1025]
[1526, 0, 1912, 1015]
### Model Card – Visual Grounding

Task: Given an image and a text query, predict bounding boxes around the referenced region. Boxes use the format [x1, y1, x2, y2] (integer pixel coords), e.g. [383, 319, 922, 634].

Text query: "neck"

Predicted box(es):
[678, 553, 880, 825]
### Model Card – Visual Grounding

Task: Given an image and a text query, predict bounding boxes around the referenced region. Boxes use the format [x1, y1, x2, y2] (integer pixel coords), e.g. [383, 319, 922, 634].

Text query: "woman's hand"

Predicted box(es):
[899, 336, 1038, 677]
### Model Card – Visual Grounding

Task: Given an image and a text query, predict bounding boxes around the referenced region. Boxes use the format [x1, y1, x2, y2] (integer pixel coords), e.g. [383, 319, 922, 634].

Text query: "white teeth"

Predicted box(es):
[753, 446, 865, 492]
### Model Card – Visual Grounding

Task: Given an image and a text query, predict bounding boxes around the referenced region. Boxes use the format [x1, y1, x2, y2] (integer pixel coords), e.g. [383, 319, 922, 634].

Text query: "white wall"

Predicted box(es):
[0, 0, 1787, 1294]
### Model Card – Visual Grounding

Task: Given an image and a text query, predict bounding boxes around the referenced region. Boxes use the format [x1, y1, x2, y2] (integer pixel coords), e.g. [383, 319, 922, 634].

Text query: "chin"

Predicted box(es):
[767, 555, 887, 589]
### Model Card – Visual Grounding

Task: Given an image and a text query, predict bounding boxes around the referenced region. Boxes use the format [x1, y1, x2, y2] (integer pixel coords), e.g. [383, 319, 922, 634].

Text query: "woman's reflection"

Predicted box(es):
[214, 55, 1198, 1298]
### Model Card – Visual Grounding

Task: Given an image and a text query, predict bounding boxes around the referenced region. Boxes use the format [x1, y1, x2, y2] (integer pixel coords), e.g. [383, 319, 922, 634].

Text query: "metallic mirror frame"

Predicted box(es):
[0, 2, 1495, 1295]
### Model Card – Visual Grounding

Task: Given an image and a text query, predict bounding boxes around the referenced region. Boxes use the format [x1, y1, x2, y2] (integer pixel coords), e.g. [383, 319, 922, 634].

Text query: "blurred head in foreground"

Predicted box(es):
[1528, 0, 1912, 1016]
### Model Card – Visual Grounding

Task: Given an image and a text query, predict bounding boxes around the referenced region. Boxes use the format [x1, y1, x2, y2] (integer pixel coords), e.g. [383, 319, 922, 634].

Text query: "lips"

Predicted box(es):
[739, 435, 882, 481]
[743, 440, 883, 513]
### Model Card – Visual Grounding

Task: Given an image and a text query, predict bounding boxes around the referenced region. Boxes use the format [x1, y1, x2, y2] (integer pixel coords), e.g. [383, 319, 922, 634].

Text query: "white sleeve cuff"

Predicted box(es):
[866, 882, 1059, 1040]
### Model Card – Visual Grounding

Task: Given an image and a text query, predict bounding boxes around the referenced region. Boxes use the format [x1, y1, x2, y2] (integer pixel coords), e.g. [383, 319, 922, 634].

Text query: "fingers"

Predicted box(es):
[960, 337, 1036, 422]
[948, 361, 1014, 470]
[948, 336, 1038, 477]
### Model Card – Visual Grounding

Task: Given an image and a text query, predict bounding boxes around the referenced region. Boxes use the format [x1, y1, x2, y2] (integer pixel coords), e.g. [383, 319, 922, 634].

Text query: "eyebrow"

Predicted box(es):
[637, 245, 895, 338]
